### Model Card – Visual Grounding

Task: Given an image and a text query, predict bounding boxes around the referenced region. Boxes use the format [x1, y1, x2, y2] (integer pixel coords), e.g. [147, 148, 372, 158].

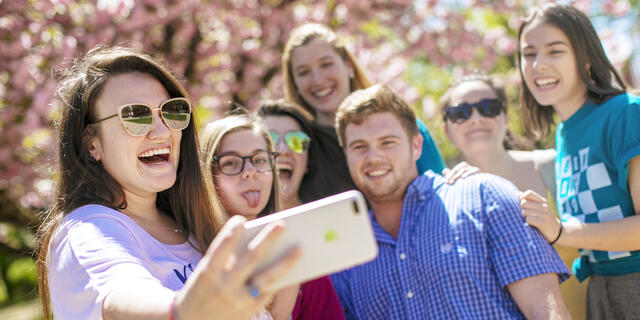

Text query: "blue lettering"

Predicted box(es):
[173, 263, 194, 284]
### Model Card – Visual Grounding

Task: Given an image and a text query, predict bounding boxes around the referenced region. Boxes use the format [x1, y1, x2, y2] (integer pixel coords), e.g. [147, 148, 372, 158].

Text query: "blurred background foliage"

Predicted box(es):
[0, 0, 638, 315]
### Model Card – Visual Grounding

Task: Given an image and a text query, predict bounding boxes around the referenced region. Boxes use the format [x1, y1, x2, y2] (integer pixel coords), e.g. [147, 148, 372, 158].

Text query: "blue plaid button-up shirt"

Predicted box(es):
[331, 172, 570, 320]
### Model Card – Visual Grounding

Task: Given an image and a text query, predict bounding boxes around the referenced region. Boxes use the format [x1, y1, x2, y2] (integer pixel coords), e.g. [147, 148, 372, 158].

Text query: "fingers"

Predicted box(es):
[518, 189, 546, 203]
[443, 161, 480, 184]
[520, 199, 549, 211]
[251, 245, 302, 293]
[226, 220, 287, 289]
[202, 215, 247, 276]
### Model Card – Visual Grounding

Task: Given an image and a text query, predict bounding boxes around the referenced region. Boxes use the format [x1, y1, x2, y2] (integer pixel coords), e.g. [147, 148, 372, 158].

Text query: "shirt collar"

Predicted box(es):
[368, 173, 441, 245]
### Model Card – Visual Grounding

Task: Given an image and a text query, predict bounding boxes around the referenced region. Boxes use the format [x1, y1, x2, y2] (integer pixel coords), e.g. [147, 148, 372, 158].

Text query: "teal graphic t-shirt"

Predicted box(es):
[555, 93, 640, 280]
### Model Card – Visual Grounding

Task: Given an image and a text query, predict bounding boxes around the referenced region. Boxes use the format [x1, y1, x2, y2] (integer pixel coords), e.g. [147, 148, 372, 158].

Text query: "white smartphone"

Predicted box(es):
[240, 190, 378, 292]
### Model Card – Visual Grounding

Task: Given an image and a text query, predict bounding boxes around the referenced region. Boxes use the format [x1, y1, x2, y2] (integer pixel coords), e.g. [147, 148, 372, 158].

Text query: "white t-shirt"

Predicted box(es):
[47, 204, 202, 319]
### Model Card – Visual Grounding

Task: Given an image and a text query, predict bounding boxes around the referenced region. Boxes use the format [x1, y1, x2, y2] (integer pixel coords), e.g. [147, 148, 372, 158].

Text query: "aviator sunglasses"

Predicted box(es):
[268, 131, 311, 154]
[442, 98, 504, 124]
[91, 97, 192, 136]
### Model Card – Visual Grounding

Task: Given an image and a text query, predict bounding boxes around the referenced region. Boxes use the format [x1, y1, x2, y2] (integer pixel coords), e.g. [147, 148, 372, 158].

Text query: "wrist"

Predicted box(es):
[169, 294, 179, 320]
[549, 221, 563, 245]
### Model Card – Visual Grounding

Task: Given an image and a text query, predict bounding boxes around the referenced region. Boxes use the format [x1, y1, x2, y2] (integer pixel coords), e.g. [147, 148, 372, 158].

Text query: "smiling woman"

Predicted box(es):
[36, 46, 301, 320]
[516, 4, 640, 318]
[281, 23, 446, 202]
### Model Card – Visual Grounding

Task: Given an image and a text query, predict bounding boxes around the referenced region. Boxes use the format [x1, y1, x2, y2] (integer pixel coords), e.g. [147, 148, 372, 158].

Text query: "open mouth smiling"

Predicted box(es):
[138, 147, 170, 164]
[535, 77, 559, 88]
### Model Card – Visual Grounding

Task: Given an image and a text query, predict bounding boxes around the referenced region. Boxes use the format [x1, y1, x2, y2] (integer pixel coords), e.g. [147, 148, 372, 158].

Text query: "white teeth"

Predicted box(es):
[277, 163, 293, 171]
[138, 147, 170, 158]
[535, 78, 558, 86]
[367, 169, 388, 177]
[313, 87, 332, 97]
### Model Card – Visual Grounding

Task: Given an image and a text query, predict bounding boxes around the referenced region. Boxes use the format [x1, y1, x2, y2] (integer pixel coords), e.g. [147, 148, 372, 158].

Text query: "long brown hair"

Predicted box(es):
[517, 3, 627, 140]
[36, 46, 222, 318]
[439, 74, 534, 151]
[282, 23, 372, 117]
[200, 110, 281, 218]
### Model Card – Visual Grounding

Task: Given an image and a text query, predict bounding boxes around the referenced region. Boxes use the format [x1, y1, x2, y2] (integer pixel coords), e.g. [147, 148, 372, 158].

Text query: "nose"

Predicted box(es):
[468, 108, 484, 123]
[310, 67, 324, 84]
[531, 54, 548, 71]
[364, 145, 384, 163]
[275, 136, 289, 153]
[148, 109, 171, 139]
[241, 158, 258, 179]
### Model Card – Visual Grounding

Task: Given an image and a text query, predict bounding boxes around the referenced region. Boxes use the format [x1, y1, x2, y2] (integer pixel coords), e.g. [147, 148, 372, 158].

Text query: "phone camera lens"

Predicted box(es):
[352, 200, 360, 215]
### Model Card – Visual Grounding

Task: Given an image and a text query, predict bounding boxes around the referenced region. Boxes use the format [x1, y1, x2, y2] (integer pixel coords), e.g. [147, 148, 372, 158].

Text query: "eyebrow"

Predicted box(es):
[294, 55, 335, 71]
[522, 40, 568, 50]
[216, 149, 267, 157]
[347, 134, 400, 148]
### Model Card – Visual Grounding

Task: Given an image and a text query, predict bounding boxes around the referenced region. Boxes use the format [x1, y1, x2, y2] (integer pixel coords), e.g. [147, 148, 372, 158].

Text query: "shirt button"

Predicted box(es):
[407, 291, 414, 298]
[418, 195, 426, 201]
[400, 253, 406, 260]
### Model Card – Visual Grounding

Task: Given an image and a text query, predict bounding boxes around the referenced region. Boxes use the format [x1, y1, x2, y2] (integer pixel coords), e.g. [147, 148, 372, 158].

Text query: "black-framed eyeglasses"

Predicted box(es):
[213, 150, 278, 176]
[442, 98, 504, 124]
[90, 97, 192, 136]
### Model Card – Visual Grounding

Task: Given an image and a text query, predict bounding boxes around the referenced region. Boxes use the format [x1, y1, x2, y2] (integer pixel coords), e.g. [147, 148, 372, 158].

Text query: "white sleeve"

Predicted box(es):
[48, 214, 167, 319]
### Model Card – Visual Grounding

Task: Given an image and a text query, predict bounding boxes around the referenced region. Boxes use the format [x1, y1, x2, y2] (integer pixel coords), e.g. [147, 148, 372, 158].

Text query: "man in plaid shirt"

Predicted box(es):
[331, 84, 570, 319]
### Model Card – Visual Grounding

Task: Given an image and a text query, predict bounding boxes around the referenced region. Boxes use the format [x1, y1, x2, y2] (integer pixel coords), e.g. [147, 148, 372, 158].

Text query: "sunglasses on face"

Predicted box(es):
[91, 97, 192, 136]
[268, 131, 311, 154]
[213, 150, 278, 176]
[442, 98, 504, 124]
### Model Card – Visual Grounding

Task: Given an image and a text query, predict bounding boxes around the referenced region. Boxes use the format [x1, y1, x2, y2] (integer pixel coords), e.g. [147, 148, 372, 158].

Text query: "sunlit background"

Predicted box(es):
[0, 0, 638, 318]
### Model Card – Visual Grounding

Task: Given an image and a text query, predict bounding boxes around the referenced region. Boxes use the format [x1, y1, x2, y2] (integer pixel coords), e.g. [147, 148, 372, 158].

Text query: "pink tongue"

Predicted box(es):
[242, 191, 260, 208]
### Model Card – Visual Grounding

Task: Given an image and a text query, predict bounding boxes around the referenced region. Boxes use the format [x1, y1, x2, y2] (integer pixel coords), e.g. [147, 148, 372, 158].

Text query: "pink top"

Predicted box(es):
[291, 276, 345, 320]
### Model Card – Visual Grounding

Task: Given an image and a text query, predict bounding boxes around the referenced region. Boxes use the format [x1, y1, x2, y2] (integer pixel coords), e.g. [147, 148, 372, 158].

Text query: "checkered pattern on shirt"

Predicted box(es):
[331, 172, 569, 320]
[555, 93, 640, 264]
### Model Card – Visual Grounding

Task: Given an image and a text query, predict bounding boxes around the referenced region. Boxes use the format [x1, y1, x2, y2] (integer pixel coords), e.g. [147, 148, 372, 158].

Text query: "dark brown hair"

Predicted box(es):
[517, 3, 626, 139]
[335, 84, 419, 147]
[255, 99, 324, 203]
[440, 74, 534, 150]
[36, 46, 221, 318]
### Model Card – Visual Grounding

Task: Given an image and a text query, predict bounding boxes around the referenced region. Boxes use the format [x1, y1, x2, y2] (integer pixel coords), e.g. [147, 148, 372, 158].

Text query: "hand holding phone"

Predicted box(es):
[240, 190, 378, 292]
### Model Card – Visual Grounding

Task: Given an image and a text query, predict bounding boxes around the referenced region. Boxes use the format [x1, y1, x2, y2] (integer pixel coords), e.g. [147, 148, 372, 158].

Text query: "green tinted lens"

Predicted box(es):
[284, 131, 310, 154]
[268, 131, 280, 145]
[120, 104, 152, 136]
[161, 98, 191, 131]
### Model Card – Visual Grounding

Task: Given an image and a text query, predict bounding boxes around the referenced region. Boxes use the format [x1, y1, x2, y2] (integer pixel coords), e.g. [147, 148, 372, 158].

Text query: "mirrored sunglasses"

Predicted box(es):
[442, 98, 504, 124]
[91, 97, 192, 136]
[213, 150, 278, 176]
[268, 131, 311, 154]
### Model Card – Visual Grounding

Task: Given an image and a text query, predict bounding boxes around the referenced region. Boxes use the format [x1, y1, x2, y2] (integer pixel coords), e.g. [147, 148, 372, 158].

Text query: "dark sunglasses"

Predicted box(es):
[442, 98, 504, 124]
[213, 150, 278, 176]
[268, 131, 311, 154]
[91, 97, 192, 136]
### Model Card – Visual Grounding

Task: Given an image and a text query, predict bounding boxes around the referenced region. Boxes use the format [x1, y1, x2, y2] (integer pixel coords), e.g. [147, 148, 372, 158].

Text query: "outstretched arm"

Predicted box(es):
[507, 273, 570, 320]
[520, 155, 640, 251]
[103, 216, 301, 320]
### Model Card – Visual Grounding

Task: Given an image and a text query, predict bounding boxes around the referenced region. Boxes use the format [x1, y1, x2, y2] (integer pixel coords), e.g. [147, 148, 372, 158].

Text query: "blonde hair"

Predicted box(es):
[200, 111, 281, 217]
[335, 84, 418, 147]
[282, 23, 372, 117]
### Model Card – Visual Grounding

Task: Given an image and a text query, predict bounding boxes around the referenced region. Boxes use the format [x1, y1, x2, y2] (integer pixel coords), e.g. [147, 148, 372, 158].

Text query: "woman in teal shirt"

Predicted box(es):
[517, 4, 640, 318]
